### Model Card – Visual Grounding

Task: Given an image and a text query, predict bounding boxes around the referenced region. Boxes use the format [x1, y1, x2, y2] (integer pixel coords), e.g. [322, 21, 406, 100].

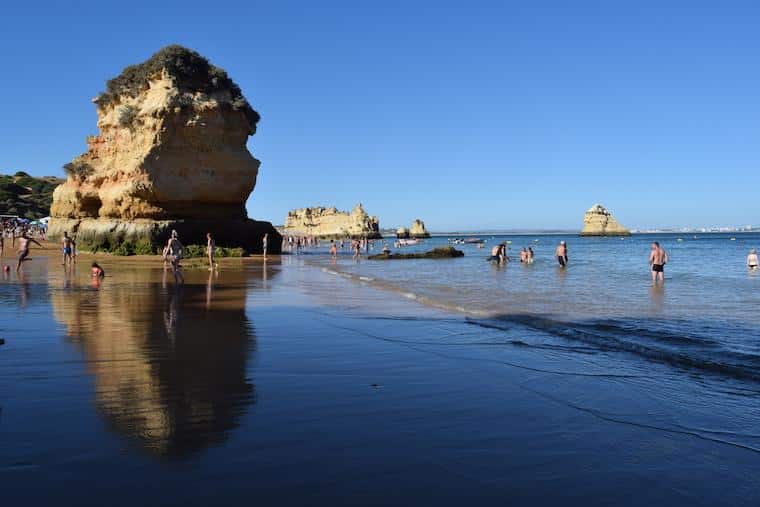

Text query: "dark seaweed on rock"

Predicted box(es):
[97, 45, 260, 129]
[368, 246, 464, 260]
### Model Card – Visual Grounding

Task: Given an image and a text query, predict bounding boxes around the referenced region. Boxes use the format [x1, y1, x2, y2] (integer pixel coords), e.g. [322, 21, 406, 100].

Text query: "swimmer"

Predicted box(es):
[748, 249, 759, 270]
[527, 246, 535, 264]
[649, 241, 669, 283]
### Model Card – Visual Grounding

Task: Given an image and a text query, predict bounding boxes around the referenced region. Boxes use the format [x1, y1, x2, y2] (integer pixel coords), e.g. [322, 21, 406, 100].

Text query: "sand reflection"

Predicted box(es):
[51, 267, 257, 459]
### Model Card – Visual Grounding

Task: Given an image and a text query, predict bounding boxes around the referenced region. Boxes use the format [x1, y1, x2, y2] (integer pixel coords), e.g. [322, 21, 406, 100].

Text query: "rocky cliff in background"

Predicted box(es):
[580, 204, 630, 236]
[49, 45, 279, 254]
[409, 219, 430, 238]
[282, 204, 381, 238]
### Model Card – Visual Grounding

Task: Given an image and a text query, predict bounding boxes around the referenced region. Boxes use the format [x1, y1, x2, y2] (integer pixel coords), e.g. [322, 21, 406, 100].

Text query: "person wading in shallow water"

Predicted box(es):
[165, 230, 184, 284]
[262, 233, 269, 260]
[747, 249, 759, 271]
[16, 230, 41, 272]
[62, 231, 73, 266]
[555, 241, 568, 267]
[649, 241, 669, 283]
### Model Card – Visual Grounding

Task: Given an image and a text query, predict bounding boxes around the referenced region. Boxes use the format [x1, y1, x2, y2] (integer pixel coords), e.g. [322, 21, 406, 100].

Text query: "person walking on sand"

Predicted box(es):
[262, 233, 269, 260]
[62, 232, 73, 266]
[555, 241, 568, 267]
[206, 233, 217, 271]
[747, 249, 759, 271]
[16, 230, 41, 272]
[649, 241, 669, 283]
[165, 230, 184, 284]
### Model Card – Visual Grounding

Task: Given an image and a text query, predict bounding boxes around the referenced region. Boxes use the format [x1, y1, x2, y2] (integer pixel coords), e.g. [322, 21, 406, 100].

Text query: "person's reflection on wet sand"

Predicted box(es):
[206, 270, 215, 310]
[51, 271, 257, 460]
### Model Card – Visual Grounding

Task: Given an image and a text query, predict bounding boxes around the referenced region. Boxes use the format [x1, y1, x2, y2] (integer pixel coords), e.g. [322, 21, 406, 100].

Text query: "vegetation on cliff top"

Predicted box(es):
[0, 172, 63, 219]
[97, 45, 260, 129]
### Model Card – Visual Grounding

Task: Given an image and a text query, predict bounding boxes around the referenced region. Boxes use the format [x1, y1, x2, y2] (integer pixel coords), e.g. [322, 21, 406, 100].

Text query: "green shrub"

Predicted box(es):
[218, 247, 244, 258]
[14, 171, 30, 178]
[117, 105, 138, 128]
[133, 239, 155, 255]
[97, 45, 260, 130]
[63, 161, 94, 180]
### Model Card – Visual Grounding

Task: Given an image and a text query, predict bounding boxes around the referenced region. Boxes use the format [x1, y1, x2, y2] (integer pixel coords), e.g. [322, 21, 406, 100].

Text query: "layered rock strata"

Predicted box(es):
[580, 204, 630, 236]
[282, 204, 381, 239]
[49, 45, 279, 253]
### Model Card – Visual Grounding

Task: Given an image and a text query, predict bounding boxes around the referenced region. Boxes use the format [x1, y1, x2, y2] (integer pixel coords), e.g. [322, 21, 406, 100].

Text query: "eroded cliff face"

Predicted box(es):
[580, 204, 630, 236]
[282, 203, 381, 238]
[49, 45, 279, 253]
[409, 219, 430, 238]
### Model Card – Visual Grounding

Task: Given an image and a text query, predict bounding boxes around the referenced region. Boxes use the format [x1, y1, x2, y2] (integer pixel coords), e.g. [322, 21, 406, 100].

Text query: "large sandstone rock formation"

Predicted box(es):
[580, 204, 630, 236]
[49, 45, 279, 253]
[409, 219, 431, 238]
[282, 203, 381, 239]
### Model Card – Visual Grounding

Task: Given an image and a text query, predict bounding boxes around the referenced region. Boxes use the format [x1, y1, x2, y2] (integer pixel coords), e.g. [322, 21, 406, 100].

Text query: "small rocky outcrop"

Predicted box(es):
[580, 204, 630, 236]
[368, 246, 463, 260]
[396, 227, 410, 239]
[282, 203, 381, 239]
[48, 45, 279, 253]
[409, 219, 430, 238]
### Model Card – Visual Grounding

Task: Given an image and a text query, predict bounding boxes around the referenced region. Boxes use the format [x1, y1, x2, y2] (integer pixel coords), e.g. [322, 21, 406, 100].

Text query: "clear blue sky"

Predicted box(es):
[2, 1, 759, 231]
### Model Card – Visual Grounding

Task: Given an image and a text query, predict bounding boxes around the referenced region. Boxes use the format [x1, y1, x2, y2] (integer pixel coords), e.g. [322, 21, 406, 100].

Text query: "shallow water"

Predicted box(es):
[318, 233, 760, 383]
[1, 251, 760, 505]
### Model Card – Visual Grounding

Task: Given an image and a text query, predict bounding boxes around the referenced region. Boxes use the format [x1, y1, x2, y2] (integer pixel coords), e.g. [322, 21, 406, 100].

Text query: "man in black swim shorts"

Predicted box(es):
[649, 241, 668, 283]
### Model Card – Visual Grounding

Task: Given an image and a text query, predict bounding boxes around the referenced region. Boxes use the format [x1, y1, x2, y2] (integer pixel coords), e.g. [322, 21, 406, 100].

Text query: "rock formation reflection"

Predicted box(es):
[51, 268, 258, 459]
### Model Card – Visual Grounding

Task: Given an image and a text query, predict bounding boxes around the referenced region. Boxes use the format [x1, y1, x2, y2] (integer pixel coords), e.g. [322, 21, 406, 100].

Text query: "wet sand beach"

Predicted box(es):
[1, 251, 760, 505]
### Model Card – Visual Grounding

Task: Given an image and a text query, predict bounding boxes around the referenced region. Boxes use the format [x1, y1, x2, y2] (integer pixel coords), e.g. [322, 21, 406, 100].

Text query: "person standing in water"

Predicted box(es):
[527, 246, 535, 264]
[649, 241, 669, 283]
[262, 233, 269, 260]
[165, 230, 184, 284]
[555, 241, 568, 267]
[747, 249, 759, 270]
[62, 232, 73, 266]
[329, 240, 338, 258]
[16, 230, 41, 272]
[206, 233, 217, 271]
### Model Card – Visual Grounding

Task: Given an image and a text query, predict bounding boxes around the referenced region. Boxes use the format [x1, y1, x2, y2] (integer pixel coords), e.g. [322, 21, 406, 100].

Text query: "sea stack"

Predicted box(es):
[409, 219, 431, 238]
[580, 204, 630, 236]
[282, 203, 381, 239]
[396, 227, 410, 239]
[48, 45, 280, 253]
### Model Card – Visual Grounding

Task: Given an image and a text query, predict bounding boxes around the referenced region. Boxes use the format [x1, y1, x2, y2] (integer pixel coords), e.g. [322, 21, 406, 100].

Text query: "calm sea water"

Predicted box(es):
[318, 233, 760, 382]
